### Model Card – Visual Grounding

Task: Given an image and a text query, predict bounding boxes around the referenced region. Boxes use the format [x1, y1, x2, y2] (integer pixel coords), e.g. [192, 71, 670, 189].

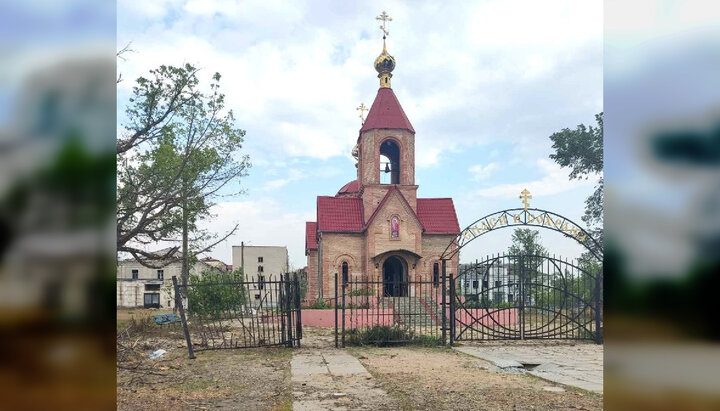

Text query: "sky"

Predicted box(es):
[117, 0, 602, 269]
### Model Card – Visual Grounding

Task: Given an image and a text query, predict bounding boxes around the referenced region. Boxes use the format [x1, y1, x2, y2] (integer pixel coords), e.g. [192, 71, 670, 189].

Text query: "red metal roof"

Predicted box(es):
[336, 180, 360, 196]
[317, 197, 364, 232]
[305, 221, 318, 251]
[417, 198, 461, 234]
[360, 88, 415, 133]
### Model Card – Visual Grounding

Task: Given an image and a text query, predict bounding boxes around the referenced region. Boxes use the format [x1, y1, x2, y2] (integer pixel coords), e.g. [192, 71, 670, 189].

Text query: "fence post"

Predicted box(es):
[449, 272, 455, 346]
[294, 273, 302, 347]
[595, 273, 602, 344]
[334, 272, 339, 348]
[341, 273, 346, 348]
[441, 259, 447, 346]
[285, 273, 293, 348]
[172, 276, 195, 359]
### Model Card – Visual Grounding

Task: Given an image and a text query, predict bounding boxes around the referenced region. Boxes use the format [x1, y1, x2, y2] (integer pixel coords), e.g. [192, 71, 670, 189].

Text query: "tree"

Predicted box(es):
[507, 229, 547, 306]
[117, 64, 201, 154]
[508, 228, 547, 258]
[549, 112, 603, 245]
[117, 64, 250, 276]
[186, 268, 248, 318]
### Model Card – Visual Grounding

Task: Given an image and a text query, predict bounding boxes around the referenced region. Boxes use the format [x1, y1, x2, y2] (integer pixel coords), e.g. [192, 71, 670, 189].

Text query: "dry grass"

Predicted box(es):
[349, 345, 603, 410]
[116, 309, 292, 410]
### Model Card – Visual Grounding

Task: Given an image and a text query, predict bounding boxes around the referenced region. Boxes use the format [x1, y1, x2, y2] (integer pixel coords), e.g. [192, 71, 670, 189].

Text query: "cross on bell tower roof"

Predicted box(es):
[374, 11, 395, 89]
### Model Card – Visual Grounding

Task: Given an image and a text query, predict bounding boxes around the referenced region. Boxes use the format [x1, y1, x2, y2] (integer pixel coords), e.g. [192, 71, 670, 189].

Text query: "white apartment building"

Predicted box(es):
[231, 244, 288, 304]
[116, 249, 228, 309]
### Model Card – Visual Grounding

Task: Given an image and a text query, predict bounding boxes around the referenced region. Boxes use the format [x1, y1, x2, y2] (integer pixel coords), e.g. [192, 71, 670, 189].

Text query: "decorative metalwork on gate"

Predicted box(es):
[437, 191, 603, 344]
[441, 208, 602, 261]
[450, 254, 602, 343]
[172, 274, 302, 358]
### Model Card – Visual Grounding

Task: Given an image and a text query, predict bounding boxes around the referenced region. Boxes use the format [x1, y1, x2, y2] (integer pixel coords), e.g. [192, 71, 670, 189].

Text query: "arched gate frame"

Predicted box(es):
[439, 207, 602, 344]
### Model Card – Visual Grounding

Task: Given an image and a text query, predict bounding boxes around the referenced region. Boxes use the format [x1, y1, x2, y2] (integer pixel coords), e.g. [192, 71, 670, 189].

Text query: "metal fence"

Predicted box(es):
[333, 254, 602, 347]
[172, 273, 301, 358]
[334, 273, 446, 347]
[451, 254, 602, 343]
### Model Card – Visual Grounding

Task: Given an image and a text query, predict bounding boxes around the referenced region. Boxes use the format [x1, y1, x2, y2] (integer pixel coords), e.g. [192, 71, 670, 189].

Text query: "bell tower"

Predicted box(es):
[356, 11, 418, 221]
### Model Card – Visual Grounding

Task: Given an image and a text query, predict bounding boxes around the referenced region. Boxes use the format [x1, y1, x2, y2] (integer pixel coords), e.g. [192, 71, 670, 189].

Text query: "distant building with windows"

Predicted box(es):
[459, 262, 547, 306]
[116, 248, 227, 309]
[231, 245, 289, 303]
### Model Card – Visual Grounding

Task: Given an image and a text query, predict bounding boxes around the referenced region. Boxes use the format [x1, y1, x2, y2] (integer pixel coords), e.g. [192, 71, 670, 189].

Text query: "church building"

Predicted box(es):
[305, 26, 460, 300]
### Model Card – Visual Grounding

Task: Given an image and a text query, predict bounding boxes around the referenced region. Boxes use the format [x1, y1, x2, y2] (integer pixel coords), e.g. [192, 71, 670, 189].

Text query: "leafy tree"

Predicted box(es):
[117, 64, 250, 278]
[549, 112, 603, 256]
[186, 268, 248, 318]
[508, 228, 548, 258]
[507, 229, 548, 306]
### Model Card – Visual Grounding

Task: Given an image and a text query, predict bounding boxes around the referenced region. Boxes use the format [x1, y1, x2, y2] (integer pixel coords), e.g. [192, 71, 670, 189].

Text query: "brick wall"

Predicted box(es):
[306, 249, 318, 300]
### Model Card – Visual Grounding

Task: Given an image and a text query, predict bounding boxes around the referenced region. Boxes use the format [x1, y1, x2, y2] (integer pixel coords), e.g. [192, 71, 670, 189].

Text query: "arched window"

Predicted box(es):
[342, 262, 349, 284]
[433, 263, 439, 288]
[379, 139, 400, 184]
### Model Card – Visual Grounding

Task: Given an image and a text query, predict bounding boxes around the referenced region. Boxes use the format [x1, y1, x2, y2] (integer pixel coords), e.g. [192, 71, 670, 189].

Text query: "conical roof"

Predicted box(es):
[360, 87, 415, 133]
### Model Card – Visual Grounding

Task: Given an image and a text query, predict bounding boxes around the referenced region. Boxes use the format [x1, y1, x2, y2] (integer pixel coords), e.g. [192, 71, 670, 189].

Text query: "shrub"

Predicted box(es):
[186, 269, 247, 318]
[344, 325, 440, 347]
[348, 287, 374, 296]
[306, 300, 332, 309]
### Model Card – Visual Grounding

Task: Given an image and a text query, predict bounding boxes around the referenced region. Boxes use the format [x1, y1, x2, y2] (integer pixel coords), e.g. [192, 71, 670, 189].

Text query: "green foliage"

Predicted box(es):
[117, 64, 251, 268]
[306, 300, 332, 309]
[343, 303, 371, 309]
[186, 268, 247, 318]
[344, 325, 440, 347]
[549, 112, 603, 230]
[508, 228, 547, 257]
[349, 287, 374, 296]
[463, 300, 514, 309]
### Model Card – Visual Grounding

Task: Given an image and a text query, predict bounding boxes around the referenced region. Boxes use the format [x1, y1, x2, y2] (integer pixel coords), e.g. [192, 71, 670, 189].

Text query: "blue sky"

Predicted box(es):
[117, 0, 602, 269]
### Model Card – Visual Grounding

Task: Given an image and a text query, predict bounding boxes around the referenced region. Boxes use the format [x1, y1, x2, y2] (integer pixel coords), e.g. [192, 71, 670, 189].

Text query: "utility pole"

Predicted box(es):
[241, 241, 244, 274]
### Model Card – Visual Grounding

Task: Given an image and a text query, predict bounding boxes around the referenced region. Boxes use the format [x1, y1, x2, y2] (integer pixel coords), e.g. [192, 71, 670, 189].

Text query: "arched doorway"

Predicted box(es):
[383, 256, 407, 297]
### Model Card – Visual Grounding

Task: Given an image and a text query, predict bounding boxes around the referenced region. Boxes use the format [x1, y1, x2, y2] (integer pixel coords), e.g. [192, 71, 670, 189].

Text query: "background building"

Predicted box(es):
[116, 248, 228, 309]
[231, 244, 289, 303]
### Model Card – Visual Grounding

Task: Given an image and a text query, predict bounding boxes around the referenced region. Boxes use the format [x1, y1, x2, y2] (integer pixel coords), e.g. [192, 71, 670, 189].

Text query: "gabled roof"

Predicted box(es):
[317, 196, 364, 232]
[360, 88, 415, 133]
[305, 221, 318, 251]
[365, 186, 424, 231]
[417, 198, 461, 234]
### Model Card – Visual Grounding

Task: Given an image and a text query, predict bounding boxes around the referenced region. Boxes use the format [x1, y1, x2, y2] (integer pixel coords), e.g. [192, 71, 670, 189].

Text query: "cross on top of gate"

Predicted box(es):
[519, 188, 532, 210]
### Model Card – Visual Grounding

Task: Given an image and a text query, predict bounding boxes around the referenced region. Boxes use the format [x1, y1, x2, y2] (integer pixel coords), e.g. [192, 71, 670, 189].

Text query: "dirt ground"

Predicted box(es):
[347, 345, 604, 411]
[117, 311, 293, 411]
[117, 313, 603, 411]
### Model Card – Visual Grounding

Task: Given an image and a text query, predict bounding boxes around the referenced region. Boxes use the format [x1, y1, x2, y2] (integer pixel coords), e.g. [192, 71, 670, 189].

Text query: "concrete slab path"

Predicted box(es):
[454, 344, 603, 393]
[291, 350, 397, 410]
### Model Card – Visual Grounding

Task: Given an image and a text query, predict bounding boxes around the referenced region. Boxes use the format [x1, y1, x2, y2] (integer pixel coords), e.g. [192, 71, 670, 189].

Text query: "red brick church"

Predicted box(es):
[305, 31, 460, 300]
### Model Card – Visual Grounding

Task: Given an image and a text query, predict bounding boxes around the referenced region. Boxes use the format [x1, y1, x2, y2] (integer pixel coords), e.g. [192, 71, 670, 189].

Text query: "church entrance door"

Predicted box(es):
[382, 256, 407, 297]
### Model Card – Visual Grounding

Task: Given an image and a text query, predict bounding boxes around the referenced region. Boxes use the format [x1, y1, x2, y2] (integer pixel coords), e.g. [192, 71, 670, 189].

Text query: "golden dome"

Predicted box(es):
[374, 39, 395, 88]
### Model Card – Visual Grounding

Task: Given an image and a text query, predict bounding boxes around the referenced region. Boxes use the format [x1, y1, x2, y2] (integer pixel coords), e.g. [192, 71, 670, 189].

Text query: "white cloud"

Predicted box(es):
[200, 199, 313, 269]
[468, 162, 498, 181]
[473, 159, 598, 198]
[118, 0, 602, 166]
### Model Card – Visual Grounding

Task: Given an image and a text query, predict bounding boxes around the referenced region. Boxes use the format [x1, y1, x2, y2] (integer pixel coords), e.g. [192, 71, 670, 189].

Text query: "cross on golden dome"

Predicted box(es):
[374, 11, 395, 88]
[376, 11, 392, 38]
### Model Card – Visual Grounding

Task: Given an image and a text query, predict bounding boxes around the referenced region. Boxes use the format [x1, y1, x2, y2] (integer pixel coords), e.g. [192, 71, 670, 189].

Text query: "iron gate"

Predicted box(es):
[450, 254, 602, 343]
[172, 273, 302, 358]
